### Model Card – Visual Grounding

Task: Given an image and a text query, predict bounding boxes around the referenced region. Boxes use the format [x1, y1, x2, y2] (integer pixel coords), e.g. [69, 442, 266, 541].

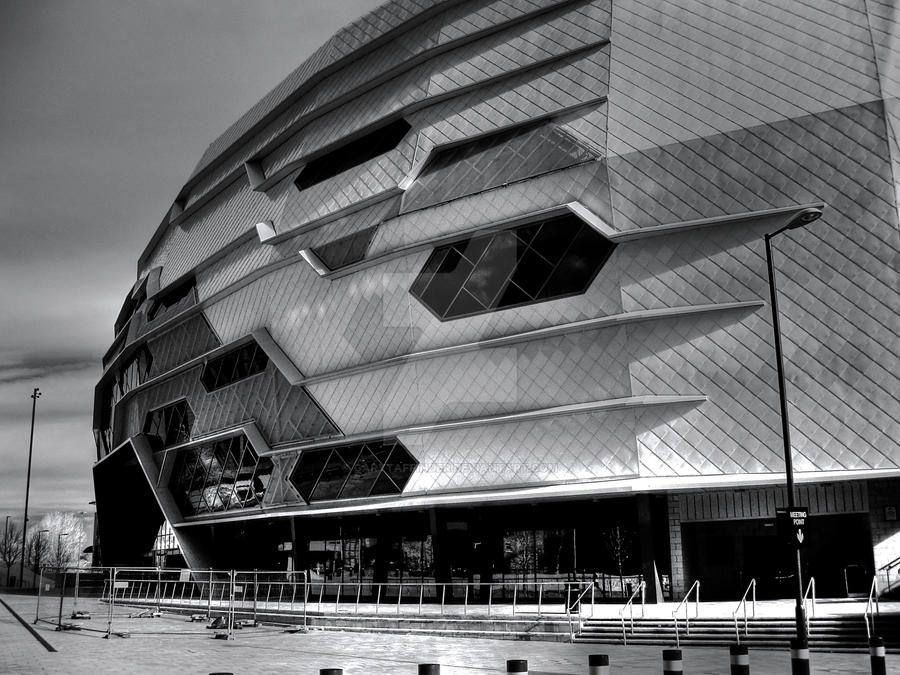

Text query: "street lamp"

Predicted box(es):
[19, 387, 41, 588]
[764, 206, 823, 647]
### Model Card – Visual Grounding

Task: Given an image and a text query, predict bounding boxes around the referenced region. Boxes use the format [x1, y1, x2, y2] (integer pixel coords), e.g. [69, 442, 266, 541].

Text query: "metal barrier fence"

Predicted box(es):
[31, 566, 641, 638]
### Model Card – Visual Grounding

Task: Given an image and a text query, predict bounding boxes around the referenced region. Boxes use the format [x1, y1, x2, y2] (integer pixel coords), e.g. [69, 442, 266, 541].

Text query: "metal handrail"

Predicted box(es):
[864, 575, 880, 640]
[672, 580, 700, 648]
[565, 583, 596, 641]
[732, 578, 756, 644]
[802, 576, 816, 624]
[878, 554, 900, 593]
[618, 580, 646, 644]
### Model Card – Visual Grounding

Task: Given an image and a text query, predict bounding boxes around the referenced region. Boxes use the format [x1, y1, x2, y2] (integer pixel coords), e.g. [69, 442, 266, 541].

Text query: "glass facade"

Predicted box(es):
[410, 213, 615, 320]
[200, 340, 269, 392]
[290, 438, 417, 503]
[168, 433, 274, 516]
[143, 399, 193, 449]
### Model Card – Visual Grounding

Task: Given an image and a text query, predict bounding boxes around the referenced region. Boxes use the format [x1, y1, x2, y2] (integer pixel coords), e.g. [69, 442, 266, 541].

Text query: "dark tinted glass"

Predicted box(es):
[295, 119, 411, 190]
[410, 213, 615, 320]
[168, 434, 272, 516]
[288, 437, 416, 503]
[201, 341, 269, 391]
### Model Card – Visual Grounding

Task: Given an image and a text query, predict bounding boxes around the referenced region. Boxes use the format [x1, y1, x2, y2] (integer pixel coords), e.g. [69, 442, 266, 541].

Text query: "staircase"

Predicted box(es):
[575, 614, 900, 651]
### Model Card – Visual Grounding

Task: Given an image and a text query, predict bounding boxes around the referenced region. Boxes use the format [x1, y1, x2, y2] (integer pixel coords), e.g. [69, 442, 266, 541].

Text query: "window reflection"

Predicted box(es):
[169, 433, 274, 516]
[410, 213, 615, 321]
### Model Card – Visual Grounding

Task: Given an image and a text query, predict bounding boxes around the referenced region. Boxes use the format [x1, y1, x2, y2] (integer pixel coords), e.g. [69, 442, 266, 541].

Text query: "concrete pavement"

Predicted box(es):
[1, 593, 895, 674]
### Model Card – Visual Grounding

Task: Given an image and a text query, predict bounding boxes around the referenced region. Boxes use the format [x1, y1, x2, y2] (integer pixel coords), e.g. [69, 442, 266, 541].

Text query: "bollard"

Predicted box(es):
[419, 665, 440, 674]
[729, 644, 750, 674]
[662, 648, 683, 675]
[869, 636, 886, 675]
[790, 638, 810, 675]
[319, 670, 342, 675]
[507, 659, 528, 674]
[588, 654, 609, 675]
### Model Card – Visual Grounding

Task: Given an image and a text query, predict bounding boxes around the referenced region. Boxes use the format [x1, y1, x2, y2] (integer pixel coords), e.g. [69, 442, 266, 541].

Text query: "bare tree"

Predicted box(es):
[604, 526, 632, 597]
[1, 520, 23, 586]
[37, 512, 87, 570]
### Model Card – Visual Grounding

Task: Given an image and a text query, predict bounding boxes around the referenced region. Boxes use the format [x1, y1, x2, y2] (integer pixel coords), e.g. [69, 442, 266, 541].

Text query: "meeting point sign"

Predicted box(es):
[776, 507, 808, 548]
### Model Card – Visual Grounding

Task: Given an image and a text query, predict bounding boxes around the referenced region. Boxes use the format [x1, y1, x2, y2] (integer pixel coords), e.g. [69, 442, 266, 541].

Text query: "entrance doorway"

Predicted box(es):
[682, 514, 873, 600]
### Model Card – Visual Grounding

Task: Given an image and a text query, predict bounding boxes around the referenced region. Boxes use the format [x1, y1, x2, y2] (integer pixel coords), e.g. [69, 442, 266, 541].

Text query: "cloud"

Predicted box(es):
[0, 351, 98, 385]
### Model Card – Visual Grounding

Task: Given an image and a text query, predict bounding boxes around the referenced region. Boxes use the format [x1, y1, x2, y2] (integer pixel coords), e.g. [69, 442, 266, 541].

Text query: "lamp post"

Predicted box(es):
[18, 387, 41, 588]
[764, 206, 823, 646]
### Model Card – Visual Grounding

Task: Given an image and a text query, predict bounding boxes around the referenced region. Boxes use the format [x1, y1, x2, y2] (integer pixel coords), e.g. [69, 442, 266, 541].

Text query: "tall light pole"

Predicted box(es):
[18, 387, 41, 588]
[764, 206, 822, 648]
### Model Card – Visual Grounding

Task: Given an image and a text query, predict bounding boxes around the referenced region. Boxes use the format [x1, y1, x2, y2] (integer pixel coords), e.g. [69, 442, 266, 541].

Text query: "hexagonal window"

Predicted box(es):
[168, 433, 273, 516]
[410, 212, 615, 321]
[290, 438, 417, 503]
[143, 399, 194, 450]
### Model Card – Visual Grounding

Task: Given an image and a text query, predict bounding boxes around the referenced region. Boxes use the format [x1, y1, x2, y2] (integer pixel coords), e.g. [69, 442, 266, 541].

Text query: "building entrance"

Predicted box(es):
[682, 513, 873, 600]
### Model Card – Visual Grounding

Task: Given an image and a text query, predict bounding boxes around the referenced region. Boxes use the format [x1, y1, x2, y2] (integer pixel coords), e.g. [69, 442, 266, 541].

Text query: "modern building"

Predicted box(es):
[93, 0, 900, 601]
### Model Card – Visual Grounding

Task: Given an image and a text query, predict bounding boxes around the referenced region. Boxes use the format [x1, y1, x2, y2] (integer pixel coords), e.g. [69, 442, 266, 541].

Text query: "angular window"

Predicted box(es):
[310, 225, 379, 271]
[402, 122, 597, 213]
[148, 276, 196, 322]
[200, 340, 269, 392]
[410, 213, 615, 321]
[294, 119, 411, 191]
[289, 438, 416, 503]
[168, 433, 274, 516]
[117, 345, 153, 397]
[143, 399, 194, 449]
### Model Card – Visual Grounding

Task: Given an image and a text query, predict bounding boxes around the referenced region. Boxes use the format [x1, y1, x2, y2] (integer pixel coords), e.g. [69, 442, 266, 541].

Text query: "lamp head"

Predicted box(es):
[786, 207, 823, 230]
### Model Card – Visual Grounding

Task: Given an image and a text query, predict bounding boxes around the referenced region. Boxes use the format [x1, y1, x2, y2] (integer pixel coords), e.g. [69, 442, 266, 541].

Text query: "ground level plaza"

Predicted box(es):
[1, 593, 896, 674]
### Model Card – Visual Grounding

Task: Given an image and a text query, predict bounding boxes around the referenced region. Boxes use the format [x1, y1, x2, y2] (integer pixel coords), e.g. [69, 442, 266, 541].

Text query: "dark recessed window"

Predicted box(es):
[410, 213, 615, 321]
[117, 345, 153, 396]
[289, 438, 416, 503]
[168, 434, 274, 516]
[143, 399, 193, 449]
[148, 277, 196, 321]
[200, 340, 269, 392]
[294, 119, 411, 191]
[310, 225, 379, 270]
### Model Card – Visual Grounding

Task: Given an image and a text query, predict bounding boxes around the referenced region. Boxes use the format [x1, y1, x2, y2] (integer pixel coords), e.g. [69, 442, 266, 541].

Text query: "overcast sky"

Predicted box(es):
[0, 0, 383, 535]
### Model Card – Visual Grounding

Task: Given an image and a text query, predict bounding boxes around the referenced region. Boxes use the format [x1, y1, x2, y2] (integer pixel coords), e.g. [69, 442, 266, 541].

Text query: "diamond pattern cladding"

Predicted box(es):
[259, 2, 607, 181]
[308, 325, 631, 434]
[606, 0, 881, 157]
[203, 228, 624, 378]
[371, 161, 614, 259]
[146, 314, 221, 380]
[142, 173, 298, 285]
[114, 362, 338, 448]
[402, 121, 597, 213]
[400, 409, 638, 493]
[182, 0, 572, 210]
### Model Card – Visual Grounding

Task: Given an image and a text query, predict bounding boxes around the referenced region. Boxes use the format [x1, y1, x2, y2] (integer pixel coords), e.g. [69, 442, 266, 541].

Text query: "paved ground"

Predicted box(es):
[1, 593, 895, 674]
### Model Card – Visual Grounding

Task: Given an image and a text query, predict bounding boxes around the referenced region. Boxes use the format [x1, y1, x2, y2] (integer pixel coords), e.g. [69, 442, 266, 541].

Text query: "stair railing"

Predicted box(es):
[732, 578, 756, 644]
[618, 580, 646, 645]
[566, 583, 598, 642]
[878, 554, 900, 593]
[802, 575, 815, 636]
[864, 575, 880, 640]
[672, 579, 700, 648]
